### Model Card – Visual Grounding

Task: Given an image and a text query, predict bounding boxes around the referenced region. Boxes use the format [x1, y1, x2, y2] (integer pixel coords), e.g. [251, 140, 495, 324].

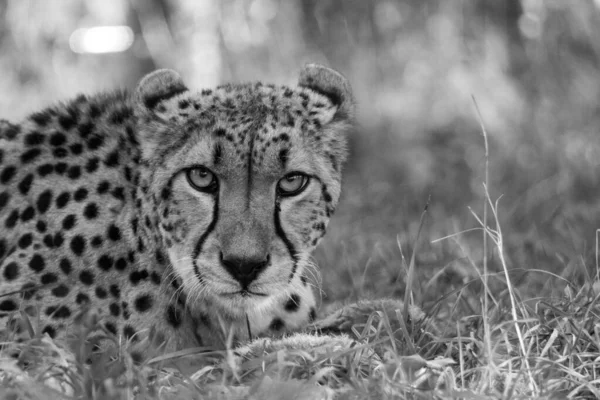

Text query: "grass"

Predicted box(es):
[2, 97, 599, 400]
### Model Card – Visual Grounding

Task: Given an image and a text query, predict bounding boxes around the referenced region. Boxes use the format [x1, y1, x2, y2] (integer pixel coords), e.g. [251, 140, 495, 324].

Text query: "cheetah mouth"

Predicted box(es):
[220, 290, 268, 298]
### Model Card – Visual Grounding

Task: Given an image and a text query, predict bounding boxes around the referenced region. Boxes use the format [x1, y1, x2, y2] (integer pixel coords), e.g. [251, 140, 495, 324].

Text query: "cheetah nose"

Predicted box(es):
[220, 252, 270, 288]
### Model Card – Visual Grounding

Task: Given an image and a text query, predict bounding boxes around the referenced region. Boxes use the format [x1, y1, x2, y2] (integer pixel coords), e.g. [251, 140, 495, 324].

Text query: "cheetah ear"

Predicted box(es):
[298, 64, 355, 120]
[134, 69, 188, 111]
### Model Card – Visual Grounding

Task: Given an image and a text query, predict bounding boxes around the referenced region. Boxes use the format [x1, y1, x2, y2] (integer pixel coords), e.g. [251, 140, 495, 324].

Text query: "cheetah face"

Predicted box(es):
[135, 66, 354, 318]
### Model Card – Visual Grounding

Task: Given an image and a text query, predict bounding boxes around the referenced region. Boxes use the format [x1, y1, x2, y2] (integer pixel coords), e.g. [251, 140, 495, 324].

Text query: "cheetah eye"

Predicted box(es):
[277, 173, 309, 197]
[186, 166, 217, 193]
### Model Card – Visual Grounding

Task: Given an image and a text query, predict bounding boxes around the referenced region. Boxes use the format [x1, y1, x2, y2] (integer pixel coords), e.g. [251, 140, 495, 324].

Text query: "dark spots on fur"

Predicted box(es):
[123, 325, 137, 342]
[115, 257, 127, 271]
[155, 250, 166, 265]
[18, 174, 34, 195]
[0, 121, 21, 140]
[59, 258, 72, 275]
[46, 305, 71, 319]
[52, 284, 69, 298]
[178, 99, 190, 109]
[3, 262, 19, 281]
[110, 186, 125, 201]
[309, 307, 317, 322]
[85, 158, 99, 173]
[97, 255, 113, 271]
[42, 325, 56, 338]
[214, 128, 226, 137]
[5, 209, 19, 228]
[137, 238, 145, 253]
[79, 269, 94, 285]
[49, 132, 67, 146]
[107, 224, 121, 241]
[166, 305, 182, 328]
[76, 293, 90, 304]
[69, 143, 83, 155]
[104, 321, 118, 336]
[67, 165, 81, 179]
[161, 187, 171, 200]
[1, 165, 16, 183]
[122, 167, 132, 183]
[134, 294, 153, 313]
[36, 220, 47, 233]
[129, 270, 149, 285]
[109, 106, 132, 125]
[0, 192, 9, 211]
[53, 147, 68, 158]
[130, 218, 138, 234]
[109, 303, 121, 317]
[30, 111, 52, 127]
[284, 293, 301, 312]
[21, 206, 35, 222]
[37, 163, 54, 176]
[21, 148, 42, 164]
[18, 233, 33, 249]
[37, 190, 52, 214]
[95, 286, 107, 299]
[87, 135, 104, 150]
[54, 232, 64, 248]
[104, 150, 119, 167]
[301, 275, 308, 286]
[21, 283, 37, 300]
[29, 254, 45, 272]
[150, 271, 161, 285]
[18, 233, 32, 249]
[56, 192, 70, 209]
[41, 272, 58, 285]
[77, 121, 94, 138]
[269, 318, 285, 331]
[70, 235, 86, 256]
[122, 302, 131, 320]
[97, 181, 110, 194]
[109, 284, 120, 298]
[58, 110, 78, 131]
[43, 234, 53, 248]
[55, 162, 68, 174]
[83, 203, 98, 219]
[74, 187, 88, 201]
[62, 214, 77, 230]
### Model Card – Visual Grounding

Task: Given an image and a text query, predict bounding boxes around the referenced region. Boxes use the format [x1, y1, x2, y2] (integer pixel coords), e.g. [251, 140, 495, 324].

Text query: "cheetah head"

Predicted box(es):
[134, 65, 354, 320]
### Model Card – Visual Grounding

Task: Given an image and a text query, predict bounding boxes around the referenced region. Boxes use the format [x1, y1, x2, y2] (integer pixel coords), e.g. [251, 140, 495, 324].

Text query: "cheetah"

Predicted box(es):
[0, 64, 355, 359]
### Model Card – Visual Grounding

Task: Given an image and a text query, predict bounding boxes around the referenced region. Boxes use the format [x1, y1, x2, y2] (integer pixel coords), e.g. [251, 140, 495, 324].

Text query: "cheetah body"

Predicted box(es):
[0, 65, 353, 357]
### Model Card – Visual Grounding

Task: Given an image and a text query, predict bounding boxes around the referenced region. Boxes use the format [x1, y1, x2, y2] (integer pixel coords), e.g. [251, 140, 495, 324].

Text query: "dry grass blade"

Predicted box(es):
[471, 95, 494, 390]
[403, 194, 430, 326]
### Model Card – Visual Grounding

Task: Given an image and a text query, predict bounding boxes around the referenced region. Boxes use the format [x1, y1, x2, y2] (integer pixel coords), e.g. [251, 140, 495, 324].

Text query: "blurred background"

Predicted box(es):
[1, 0, 600, 314]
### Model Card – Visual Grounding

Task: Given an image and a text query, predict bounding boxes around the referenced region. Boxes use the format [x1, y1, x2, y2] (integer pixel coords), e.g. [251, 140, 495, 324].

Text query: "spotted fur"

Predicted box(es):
[0, 65, 354, 357]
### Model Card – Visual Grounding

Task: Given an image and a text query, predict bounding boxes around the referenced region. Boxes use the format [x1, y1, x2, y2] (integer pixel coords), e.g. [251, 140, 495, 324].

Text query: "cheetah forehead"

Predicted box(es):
[166, 83, 339, 128]
[147, 85, 346, 174]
